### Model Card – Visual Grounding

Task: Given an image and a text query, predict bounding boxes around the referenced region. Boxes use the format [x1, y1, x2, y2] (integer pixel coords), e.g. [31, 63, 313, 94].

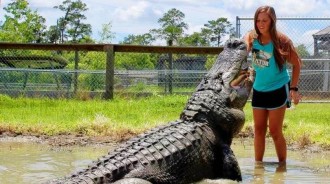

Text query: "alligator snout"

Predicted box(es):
[226, 38, 247, 51]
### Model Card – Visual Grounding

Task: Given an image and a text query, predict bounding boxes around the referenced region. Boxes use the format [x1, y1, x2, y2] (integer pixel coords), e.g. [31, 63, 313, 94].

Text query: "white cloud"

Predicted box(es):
[113, 1, 151, 22]
[274, 0, 322, 16]
[301, 29, 321, 53]
[28, 0, 63, 8]
[1, 0, 330, 44]
[186, 24, 203, 35]
[222, 0, 260, 10]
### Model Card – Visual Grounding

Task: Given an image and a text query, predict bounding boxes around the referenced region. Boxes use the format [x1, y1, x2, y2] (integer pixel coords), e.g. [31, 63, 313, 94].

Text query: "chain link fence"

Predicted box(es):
[0, 48, 107, 99]
[1, 17, 330, 102]
[0, 44, 220, 99]
[236, 17, 330, 102]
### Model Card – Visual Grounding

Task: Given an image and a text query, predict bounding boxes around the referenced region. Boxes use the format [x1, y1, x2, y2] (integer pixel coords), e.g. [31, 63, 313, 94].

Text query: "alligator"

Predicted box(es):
[48, 38, 252, 184]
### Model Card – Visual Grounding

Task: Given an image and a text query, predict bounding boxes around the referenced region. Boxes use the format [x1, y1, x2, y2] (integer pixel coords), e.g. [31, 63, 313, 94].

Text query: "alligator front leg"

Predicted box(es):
[217, 144, 242, 181]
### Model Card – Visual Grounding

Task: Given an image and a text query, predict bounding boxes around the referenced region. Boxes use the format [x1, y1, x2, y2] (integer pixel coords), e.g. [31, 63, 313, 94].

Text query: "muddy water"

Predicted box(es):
[0, 138, 329, 184]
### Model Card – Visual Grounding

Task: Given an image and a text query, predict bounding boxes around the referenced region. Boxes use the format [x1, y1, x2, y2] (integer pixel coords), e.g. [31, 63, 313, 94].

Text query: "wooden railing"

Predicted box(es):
[0, 42, 223, 99]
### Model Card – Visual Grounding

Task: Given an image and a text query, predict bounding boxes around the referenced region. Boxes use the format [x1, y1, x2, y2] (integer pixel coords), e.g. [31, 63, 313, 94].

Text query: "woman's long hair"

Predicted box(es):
[254, 6, 285, 70]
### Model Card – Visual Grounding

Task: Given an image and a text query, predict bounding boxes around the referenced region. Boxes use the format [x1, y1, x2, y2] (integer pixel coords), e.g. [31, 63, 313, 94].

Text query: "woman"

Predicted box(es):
[244, 6, 301, 163]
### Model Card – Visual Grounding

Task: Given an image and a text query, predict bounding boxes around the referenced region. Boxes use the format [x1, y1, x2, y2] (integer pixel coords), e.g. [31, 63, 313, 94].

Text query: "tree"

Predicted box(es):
[0, 0, 46, 43]
[45, 25, 61, 43]
[296, 44, 311, 58]
[150, 8, 188, 46]
[119, 33, 157, 70]
[121, 33, 154, 45]
[116, 53, 154, 70]
[179, 32, 209, 46]
[54, 0, 92, 43]
[98, 22, 115, 43]
[203, 18, 233, 47]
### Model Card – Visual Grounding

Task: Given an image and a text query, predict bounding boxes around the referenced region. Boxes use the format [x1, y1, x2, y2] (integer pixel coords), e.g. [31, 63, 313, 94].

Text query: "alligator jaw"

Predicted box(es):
[194, 38, 251, 110]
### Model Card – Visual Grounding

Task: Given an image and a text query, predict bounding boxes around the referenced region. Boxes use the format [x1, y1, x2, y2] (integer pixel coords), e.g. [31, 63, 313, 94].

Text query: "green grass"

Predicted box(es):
[0, 94, 329, 146]
[0, 94, 189, 137]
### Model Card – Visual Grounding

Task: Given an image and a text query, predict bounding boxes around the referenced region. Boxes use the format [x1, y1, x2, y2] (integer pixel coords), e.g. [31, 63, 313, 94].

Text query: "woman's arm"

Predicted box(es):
[286, 39, 302, 104]
[243, 31, 253, 52]
[286, 41, 301, 88]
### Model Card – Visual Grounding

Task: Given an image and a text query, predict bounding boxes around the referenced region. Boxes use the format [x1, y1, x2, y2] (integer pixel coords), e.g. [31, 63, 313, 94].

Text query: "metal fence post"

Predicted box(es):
[73, 50, 79, 95]
[323, 60, 329, 91]
[236, 16, 241, 38]
[103, 45, 114, 100]
[168, 39, 173, 94]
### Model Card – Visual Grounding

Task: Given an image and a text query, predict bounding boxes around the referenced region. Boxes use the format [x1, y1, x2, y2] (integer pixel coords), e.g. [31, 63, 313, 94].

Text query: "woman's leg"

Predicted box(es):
[268, 105, 287, 162]
[253, 108, 268, 162]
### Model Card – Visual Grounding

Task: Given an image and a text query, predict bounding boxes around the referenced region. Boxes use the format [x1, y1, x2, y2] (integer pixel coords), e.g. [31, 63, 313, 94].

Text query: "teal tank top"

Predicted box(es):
[251, 40, 290, 92]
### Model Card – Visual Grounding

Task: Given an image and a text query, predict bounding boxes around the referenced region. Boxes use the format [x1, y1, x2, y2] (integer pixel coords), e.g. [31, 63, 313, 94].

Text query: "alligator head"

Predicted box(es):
[181, 38, 252, 142]
[201, 38, 251, 107]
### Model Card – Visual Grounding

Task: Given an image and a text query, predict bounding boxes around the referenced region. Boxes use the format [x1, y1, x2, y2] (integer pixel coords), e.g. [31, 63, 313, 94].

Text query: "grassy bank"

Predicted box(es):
[0, 94, 329, 147]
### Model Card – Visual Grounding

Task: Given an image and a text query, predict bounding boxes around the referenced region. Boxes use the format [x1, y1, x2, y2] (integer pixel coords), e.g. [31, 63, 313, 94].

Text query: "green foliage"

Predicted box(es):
[1, 0, 47, 43]
[121, 33, 155, 45]
[0, 49, 69, 86]
[98, 22, 116, 43]
[150, 8, 188, 45]
[116, 53, 154, 70]
[0, 1, 232, 48]
[45, 25, 61, 43]
[296, 44, 311, 58]
[129, 81, 148, 92]
[79, 73, 104, 91]
[0, 2, 233, 72]
[179, 32, 209, 46]
[54, 0, 92, 43]
[205, 55, 219, 70]
[79, 52, 106, 70]
[203, 18, 233, 47]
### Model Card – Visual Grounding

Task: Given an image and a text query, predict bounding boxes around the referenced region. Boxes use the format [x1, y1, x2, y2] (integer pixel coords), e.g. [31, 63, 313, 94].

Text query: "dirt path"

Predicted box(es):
[1, 131, 329, 153]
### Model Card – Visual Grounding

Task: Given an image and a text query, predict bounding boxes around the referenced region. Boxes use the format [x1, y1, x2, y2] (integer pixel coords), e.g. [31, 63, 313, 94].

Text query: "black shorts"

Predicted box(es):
[252, 83, 290, 110]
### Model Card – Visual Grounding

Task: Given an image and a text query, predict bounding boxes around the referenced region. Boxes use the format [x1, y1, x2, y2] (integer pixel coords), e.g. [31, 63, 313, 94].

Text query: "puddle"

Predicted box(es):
[0, 138, 329, 184]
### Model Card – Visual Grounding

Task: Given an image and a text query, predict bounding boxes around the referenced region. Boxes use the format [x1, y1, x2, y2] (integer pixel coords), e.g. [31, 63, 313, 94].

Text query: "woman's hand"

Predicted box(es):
[230, 70, 250, 87]
[290, 90, 301, 105]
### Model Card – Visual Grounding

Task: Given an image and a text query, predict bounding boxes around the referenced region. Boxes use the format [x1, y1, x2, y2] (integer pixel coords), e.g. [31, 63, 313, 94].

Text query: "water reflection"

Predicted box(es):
[0, 138, 329, 184]
[0, 141, 110, 184]
[252, 162, 287, 184]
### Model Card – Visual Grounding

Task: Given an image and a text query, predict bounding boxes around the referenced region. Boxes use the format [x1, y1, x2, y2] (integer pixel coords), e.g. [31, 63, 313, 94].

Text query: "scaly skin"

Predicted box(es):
[47, 38, 251, 184]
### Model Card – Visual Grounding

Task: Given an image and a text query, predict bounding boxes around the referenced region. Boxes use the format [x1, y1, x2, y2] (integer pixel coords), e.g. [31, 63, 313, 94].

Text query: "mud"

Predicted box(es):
[0, 131, 329, 152]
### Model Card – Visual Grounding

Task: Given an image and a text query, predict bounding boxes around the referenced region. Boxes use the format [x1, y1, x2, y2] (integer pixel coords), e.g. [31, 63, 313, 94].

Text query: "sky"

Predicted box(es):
[1, 0, 330, 45]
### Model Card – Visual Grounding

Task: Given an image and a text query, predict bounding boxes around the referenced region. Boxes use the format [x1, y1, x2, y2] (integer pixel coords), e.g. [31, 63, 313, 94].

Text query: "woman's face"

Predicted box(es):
[256, 12, 272, 35]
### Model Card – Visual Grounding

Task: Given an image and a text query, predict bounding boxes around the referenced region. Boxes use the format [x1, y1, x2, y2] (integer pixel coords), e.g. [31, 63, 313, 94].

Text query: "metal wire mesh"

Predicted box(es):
[1, 17, 330, 102]
[0, 49, 215, 98]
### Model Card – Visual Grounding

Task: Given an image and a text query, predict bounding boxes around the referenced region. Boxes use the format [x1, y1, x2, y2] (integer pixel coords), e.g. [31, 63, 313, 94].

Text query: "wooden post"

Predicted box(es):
[103, 45, 114, 100]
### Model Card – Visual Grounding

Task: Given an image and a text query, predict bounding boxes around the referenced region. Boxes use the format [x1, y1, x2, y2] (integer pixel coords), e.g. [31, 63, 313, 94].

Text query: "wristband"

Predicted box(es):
[289, 87, 298, 91]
